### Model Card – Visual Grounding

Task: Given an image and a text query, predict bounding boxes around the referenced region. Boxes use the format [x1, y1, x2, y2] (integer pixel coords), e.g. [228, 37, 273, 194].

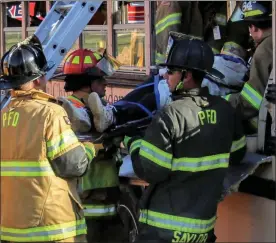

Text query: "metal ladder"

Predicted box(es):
[34, 0, 104, 81]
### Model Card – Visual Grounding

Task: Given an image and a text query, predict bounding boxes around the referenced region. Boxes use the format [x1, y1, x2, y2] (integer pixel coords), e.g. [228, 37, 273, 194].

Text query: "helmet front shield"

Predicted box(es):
[95, 49, 122, 76]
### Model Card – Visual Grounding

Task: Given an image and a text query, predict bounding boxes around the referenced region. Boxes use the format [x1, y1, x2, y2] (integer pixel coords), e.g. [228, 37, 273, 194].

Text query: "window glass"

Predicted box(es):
[82, 31, 107, 50]
[5, 32, 22, 51]
[6, 1, 22, 27]
[115, 29, 145, 67]
[113, 1, 145, 24]
[28, 1, 46, 27]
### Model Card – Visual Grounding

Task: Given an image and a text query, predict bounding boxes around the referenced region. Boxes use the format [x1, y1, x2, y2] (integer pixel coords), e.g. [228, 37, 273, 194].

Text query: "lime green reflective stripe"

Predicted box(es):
[231, 136, 246, 153]
[0, 218, 87, 242]
[224, 94, 231, 101]
[139, 140, 172, 169]
[84, 145, 95, 162]
[244, 10, 263, 17]
[0, 161, 54, 177]
[241, 83, 262, 110]
[155, 13, 181, 35]
[47, 129, 79, 159]
[139, 210, 216, 234]
[172, 153, 229, 172]
[155, 51, 166, 64]
[83, 204, 116, 217]
[130, 139, 142, 154]
[212, 48, 220, 54]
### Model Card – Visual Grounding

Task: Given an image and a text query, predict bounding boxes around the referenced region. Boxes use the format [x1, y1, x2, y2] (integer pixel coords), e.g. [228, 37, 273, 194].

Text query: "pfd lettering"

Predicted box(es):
[2, 111, 20, 127]
[198, 110, 217, 125]
[172, 231, 208, 243]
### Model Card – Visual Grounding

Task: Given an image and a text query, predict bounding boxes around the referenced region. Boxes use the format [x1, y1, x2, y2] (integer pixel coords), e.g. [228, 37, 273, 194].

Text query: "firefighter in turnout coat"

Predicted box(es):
[225, 1, 272, 132]
[0, 42, 98, 242]
[124, 38, 246, 242]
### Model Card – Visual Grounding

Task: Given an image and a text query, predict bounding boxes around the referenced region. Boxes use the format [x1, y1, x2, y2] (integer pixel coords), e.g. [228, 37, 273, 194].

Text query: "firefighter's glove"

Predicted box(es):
[266, 84, 276, 104]
[82, 142, 104, 162]
[265, 136, 276, 155]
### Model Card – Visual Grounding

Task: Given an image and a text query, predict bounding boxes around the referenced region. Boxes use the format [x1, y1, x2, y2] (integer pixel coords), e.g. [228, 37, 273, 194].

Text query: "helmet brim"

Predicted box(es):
[158, 63, 225, 80]
[0, 74, 42, 89]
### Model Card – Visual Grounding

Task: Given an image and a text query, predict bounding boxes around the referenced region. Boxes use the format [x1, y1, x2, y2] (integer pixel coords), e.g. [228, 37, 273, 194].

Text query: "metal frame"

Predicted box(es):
[272, 1, 276, 181]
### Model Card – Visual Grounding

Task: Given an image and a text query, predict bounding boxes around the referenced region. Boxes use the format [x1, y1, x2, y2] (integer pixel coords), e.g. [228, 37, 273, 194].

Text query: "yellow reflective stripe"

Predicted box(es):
[155, 51, 166, 64]
[93, 52, 102, 60]
[139, 210, 216, 234]
[83, 204, 116, 217]
[47, 129, 79, 160]
[139, 140, 172, 169]
[130, 139, 142, 154]
[231, 136, 246, 153]
[224, 94, 231, 101]
[84, 144, 95, 161]
[84, 56, 92, 64]
[172, 153, 229, 172]
[155, 13, 182, 35]
[1, 161, 54, 177]
[72, 56, 80, 64]
[241, 83, 263, 110]
[1, 219, 87, 242]
[244, 9, 263, 17]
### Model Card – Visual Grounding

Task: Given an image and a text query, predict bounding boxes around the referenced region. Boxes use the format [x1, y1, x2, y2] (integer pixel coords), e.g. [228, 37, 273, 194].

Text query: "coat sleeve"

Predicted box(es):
[225, 37, 272, 121]
[229, 109, 246, 165]
[129, 108, 175, 183]
[155, 2, 183, 64]
[45, 107, 95, 178]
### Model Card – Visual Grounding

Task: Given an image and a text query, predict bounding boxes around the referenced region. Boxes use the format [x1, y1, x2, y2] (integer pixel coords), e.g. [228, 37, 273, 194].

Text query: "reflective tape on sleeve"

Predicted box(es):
[241, 83, 263, 110]
[155, 13, 181, 35]
[139, 210, 216, 234]
[1, 161, 54, 177]
[155, 51, 166, 64]
[83, 204, 116, 217]
[231, 136, 246, 153]
[130, 139, 142, 155]
[47, 129, 79, 160]
[172, 153, 229, 172]
[139, 140, 172, 169]
[84, 144, 95, 162]
[0, 218, 87, 242]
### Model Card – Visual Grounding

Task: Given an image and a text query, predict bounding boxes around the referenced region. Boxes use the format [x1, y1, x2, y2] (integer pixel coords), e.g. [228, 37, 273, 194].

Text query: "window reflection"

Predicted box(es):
[115, 29, 145, 67]
[5, 32, 22, 51]
[82, 31, 107, 50]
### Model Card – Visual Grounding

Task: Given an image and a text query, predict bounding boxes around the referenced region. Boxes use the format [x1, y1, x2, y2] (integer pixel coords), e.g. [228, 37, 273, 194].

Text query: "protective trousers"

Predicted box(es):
[1, 235, 87, 243]
[135, 224, 217, 243]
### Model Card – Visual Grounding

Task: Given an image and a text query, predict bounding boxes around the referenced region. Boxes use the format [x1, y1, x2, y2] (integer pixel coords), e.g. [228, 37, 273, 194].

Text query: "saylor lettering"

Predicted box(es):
[2, 111, 20, 127]
[198, 109, 217, 125]
[172, 231, 208, 243]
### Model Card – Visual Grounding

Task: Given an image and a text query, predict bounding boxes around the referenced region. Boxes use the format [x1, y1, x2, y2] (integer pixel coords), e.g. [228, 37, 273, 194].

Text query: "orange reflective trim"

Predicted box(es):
[68, 95, 85, 108]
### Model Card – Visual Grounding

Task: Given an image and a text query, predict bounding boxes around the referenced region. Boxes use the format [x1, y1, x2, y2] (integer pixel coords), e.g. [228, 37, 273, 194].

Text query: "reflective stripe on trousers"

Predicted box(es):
[83, 204, 116, 217]
[139, 210, 216, 234]
[0, 219, 87, 242]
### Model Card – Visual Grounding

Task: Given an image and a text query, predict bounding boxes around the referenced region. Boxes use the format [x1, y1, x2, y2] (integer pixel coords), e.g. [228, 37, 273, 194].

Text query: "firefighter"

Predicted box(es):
[0, 42, 98, 242]
[224, 1, 272, 132]
[56, 48, 118, 133]
[124, 38, 246, 243]
[54, 49, 123, 242]
[155, 1, 203, 65]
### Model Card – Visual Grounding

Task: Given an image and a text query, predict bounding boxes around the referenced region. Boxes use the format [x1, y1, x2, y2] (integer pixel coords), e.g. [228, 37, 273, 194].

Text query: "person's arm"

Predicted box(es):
[225, 39, 272, 120]
[229, 109, 246, 165]
[45, 107, 95, 178]
[155, 2, 182, 64]
[125, 108, 175, 183]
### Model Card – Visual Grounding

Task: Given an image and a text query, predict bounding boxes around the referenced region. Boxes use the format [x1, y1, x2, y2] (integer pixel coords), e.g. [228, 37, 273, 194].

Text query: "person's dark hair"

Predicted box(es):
[249, 20, 272, 29]
[190, 70, 206, 84]
[64, 74, 102, 92]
